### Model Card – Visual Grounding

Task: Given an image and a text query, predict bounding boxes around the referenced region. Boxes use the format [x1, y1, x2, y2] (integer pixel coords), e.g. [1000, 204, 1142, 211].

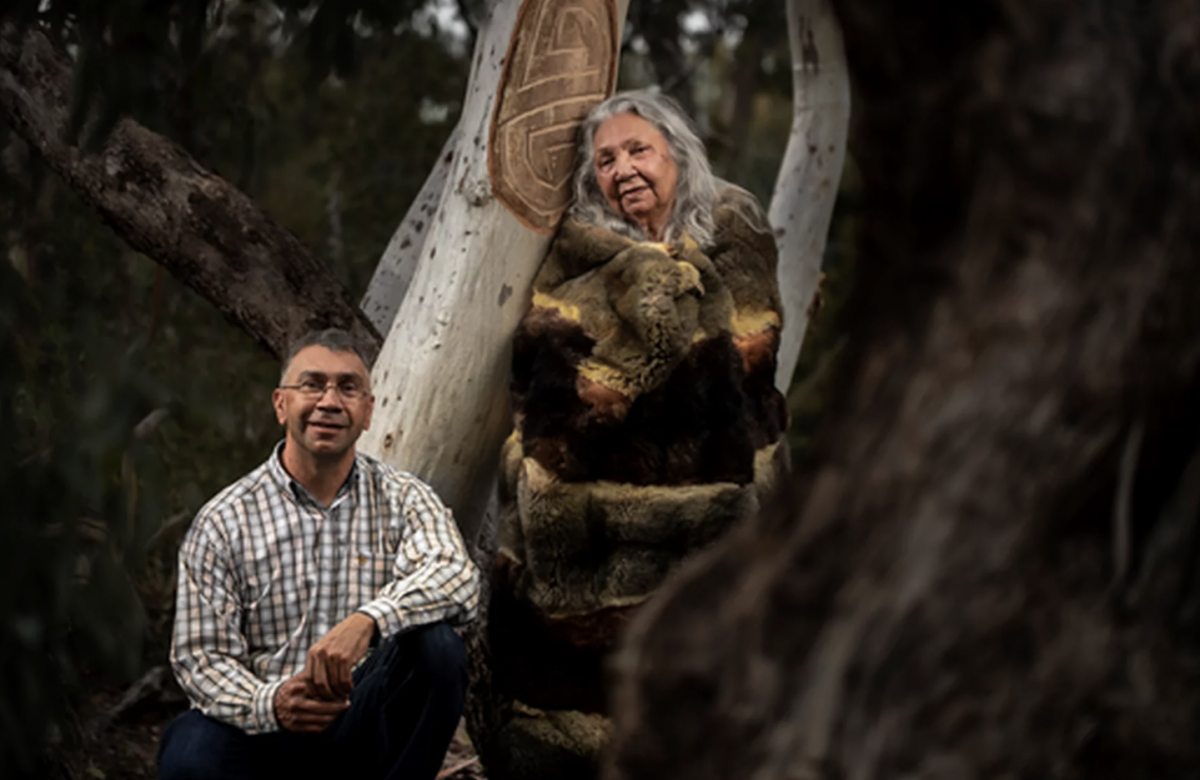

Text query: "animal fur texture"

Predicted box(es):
[488, 186, 789, 777]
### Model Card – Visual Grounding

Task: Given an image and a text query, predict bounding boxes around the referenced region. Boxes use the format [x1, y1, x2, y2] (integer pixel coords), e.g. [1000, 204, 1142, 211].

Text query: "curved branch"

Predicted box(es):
[0, 23, 381, 361]
[769, 0, 850, 390]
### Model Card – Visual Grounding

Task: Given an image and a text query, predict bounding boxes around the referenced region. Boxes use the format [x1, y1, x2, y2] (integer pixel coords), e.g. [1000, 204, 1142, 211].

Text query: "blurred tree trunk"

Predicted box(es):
[606, 1, 1200, 778]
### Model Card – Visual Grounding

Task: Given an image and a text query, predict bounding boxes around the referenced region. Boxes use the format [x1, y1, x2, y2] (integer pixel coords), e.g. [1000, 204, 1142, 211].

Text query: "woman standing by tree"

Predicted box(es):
[480, 90, 789, 779]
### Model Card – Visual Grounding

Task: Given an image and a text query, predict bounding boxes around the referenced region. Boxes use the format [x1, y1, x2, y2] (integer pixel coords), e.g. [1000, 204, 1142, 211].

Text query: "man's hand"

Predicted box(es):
[304, 612, 378, 701]
[274, 674, 349, 733]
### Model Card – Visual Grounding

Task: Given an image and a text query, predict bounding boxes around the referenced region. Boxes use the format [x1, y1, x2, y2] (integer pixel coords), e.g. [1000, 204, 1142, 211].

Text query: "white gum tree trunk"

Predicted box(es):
[769, 0, 850, 391]
[359, 0, 630, 542]
[360, 122, 460, 334]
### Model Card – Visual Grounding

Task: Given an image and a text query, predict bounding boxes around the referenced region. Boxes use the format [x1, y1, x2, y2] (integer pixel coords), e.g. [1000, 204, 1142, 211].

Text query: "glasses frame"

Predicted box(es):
[277, 380, 369, 401]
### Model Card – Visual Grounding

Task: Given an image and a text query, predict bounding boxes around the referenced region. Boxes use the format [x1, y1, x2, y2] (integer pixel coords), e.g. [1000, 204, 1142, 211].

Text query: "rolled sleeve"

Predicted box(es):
[356, 600, 404, 639]
[251, 678, 285, 734]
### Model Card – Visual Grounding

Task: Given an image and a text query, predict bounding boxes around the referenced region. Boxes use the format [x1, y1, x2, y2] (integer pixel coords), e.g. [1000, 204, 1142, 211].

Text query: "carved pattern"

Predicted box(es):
[489, 0, 618, 233]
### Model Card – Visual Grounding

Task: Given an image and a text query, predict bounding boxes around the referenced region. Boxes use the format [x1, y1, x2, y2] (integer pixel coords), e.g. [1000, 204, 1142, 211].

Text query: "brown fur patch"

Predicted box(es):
[489, 555, 612, 714]
[733, 328, 779, 376]
[516, 333, 756, 485]
[542, 604, 640, 648]
[576, 374, 632, 423]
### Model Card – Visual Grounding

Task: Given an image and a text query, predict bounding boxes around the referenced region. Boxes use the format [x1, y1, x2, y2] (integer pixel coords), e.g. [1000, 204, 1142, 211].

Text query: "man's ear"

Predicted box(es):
[272, 388, 287, 425]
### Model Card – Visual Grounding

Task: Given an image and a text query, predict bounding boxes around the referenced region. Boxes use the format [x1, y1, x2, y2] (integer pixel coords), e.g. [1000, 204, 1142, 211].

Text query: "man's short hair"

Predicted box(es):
[281, 328, 371, 381]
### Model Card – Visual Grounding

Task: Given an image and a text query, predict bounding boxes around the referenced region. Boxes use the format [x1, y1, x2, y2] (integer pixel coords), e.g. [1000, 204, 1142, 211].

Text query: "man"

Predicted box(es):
[158, 329, 480, 780]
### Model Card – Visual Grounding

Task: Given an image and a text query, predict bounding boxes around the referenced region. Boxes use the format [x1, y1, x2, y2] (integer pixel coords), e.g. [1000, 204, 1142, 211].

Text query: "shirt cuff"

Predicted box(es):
[357, 600, 404, 642]
[252, 678, 286, 734]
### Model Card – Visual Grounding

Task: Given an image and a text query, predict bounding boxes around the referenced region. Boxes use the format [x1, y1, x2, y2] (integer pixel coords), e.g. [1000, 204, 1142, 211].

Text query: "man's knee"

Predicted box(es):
[400, 622, 467, 689]
[158, 710, 251, 780]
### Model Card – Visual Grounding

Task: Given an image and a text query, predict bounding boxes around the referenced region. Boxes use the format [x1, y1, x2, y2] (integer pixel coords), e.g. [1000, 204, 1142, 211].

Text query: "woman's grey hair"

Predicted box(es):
[569, 90, 719, 247]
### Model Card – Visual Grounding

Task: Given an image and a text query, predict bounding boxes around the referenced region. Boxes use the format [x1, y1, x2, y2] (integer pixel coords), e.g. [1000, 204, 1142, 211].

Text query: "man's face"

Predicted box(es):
[592, 112, 679, 238]
[272, 345, 375, 462]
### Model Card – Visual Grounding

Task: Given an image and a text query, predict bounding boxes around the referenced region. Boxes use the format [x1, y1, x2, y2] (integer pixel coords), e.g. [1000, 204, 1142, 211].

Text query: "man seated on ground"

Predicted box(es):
[158, 328, 480, 780]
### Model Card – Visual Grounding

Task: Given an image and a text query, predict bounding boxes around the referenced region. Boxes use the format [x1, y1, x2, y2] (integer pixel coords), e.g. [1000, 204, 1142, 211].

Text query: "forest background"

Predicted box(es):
[0, 1, 853, 777]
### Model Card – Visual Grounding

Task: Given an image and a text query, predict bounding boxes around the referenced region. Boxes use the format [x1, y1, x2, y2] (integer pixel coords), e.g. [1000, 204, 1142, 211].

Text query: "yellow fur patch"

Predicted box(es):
[531, 292, 581, 322]
[675, 261, 703, 293]
[731, 308, 781, 337]
[512, 701, 546, 718]
[577, 360, 637, 395]
[637, 241, 672, 256]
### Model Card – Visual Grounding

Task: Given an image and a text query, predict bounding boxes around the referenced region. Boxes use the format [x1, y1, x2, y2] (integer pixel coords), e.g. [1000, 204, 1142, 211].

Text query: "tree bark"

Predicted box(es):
[769, 0, 849, 390]
[0, 23, 381, 362]
[606, 1, 1200, 778]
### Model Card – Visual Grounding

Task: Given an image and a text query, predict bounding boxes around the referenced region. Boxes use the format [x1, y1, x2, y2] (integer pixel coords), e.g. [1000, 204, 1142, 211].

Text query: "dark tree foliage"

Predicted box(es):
[0, 226, 162, 776]
[0, 0, 432, 150]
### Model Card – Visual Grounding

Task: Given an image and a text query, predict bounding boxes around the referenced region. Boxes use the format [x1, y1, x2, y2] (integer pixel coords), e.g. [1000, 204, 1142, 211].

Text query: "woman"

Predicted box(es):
[485, 91, 788, 777]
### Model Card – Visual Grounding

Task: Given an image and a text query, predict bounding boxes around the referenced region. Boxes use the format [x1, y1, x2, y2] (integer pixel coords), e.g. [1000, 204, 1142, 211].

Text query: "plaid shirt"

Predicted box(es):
[169, 444, 480, 734]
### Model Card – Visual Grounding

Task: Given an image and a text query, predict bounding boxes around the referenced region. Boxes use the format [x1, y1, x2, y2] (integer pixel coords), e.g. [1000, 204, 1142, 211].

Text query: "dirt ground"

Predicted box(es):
[56, 680, 485, 780]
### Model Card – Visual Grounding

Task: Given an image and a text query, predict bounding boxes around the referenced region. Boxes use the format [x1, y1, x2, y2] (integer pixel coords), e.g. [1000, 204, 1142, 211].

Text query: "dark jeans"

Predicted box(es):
[158, 622, 467, 780]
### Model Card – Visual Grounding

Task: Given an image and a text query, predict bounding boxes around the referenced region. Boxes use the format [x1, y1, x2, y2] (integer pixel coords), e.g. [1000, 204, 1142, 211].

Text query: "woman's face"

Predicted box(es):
[592, 112, 679, 240]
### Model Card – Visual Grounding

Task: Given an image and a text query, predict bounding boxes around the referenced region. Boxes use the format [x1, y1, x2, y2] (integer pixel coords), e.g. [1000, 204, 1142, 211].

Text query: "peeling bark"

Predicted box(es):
[0, 23, 380, 361]
[608, 1, 1200, 778]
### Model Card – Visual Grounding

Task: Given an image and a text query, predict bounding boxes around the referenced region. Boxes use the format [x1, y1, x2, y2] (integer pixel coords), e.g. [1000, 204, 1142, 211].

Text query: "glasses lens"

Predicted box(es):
[287, 381, 364, 398]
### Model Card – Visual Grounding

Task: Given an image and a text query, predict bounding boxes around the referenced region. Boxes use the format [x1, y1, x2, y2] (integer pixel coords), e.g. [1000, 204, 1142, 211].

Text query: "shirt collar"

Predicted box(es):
[268, 440, 360, 507]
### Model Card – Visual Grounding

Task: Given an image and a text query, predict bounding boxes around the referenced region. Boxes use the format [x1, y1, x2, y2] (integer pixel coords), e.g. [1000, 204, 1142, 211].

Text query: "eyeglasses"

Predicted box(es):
[278, 380, 368, 400]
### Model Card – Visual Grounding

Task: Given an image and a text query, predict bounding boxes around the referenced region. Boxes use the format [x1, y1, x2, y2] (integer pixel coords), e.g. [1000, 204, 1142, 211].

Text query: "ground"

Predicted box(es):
[55, 677, 486, 780]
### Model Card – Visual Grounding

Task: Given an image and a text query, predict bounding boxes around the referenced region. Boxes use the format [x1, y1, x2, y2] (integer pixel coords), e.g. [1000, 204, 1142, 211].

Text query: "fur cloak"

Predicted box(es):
[487, 186, 789, 775]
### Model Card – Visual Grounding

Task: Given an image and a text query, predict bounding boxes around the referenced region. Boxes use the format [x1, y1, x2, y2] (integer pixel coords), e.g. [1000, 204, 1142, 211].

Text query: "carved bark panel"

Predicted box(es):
[489, 0, 619, 233]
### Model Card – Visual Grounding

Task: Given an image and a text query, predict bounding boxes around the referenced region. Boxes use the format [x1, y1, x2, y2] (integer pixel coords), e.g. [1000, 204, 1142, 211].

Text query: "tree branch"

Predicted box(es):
[0, 22, 381, 361]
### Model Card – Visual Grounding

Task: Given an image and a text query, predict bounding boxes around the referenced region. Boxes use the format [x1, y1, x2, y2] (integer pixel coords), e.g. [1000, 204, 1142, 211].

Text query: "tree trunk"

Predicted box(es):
[360, 122, 459, 334]
[769, 0, 849, 390]
[0, 23, 380, 362]
[606, 1, 1200, 778]
[357, 0, 630, 544]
